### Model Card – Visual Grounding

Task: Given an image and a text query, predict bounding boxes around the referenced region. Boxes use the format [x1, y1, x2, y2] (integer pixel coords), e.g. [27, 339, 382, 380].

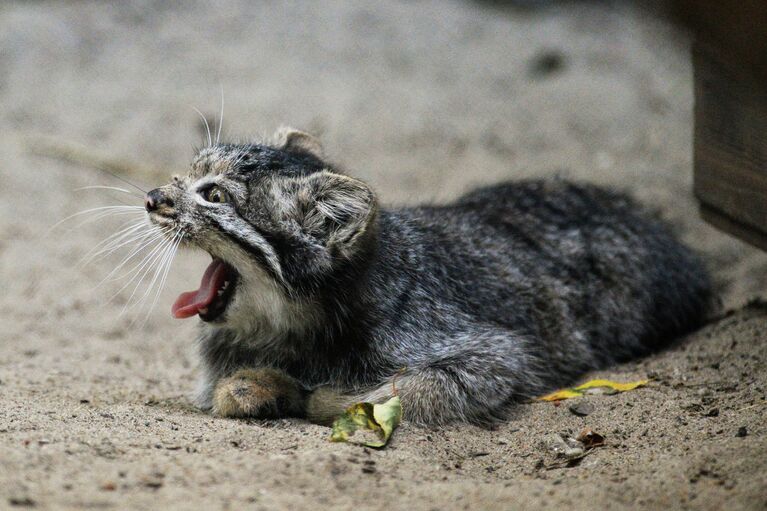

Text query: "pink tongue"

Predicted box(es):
[172, 259, 229, 319]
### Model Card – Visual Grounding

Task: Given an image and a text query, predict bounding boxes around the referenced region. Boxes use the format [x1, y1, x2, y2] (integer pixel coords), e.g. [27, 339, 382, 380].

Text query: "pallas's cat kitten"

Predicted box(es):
[144, 127, 712, 425]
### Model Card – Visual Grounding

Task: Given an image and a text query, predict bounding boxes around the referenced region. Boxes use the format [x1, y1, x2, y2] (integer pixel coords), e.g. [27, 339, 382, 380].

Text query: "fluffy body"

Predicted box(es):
[146, 129, 712, 426]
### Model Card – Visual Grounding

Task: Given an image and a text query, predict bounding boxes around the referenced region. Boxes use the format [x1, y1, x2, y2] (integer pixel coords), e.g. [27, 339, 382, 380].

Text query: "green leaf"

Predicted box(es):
[330, 396, 402, 449]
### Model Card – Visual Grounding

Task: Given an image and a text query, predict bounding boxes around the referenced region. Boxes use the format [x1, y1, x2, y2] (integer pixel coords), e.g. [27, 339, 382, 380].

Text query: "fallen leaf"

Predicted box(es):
[544, 433, 585, 460]
[541, 429, 606, 470]
[576, 379, 648, 393]
[545, 389, 583, 400]
[538, 379, 648, 402]
[541, 433, 589, 469]
[576, 428, 605, 448]
[330, 396, 401, 449]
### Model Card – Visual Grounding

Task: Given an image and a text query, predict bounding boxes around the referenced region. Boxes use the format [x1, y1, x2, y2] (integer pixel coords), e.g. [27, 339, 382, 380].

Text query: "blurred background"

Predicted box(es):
[2, 1, 766, 509]
[4, 1, 763, 321]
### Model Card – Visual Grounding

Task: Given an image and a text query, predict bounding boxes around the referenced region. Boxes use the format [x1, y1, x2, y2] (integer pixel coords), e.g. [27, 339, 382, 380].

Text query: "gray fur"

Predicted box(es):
[146, 128, 713, 426]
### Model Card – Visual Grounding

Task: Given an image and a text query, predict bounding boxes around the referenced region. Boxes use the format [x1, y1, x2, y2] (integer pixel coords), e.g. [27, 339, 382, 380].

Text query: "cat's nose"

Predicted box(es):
[145, 188, 174, 213]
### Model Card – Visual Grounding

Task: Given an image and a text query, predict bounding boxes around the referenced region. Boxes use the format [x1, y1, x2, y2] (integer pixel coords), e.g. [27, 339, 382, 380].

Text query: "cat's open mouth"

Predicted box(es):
[171, 257, 239, 322]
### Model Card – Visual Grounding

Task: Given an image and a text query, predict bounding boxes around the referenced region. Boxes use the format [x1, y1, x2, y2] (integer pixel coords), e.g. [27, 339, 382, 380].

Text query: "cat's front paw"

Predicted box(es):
[212, 368, 305, 418]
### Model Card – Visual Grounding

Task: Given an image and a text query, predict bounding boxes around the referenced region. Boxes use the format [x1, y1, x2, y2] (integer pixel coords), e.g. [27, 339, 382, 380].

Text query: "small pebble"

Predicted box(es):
[736, 426, 748, 438]
[569, 401, 594, 417]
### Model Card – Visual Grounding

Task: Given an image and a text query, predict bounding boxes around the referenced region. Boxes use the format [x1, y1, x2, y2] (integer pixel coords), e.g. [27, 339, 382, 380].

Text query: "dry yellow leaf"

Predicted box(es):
[538, 379, 649, 402]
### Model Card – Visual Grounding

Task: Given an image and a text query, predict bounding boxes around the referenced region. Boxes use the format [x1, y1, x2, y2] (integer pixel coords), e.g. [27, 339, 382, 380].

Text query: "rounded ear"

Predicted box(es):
[274, 126, 324, 159]
[283, 171, 377, 258]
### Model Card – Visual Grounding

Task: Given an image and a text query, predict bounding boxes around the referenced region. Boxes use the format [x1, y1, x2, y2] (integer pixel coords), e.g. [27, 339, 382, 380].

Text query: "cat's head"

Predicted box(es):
[145, 128, 378, 329]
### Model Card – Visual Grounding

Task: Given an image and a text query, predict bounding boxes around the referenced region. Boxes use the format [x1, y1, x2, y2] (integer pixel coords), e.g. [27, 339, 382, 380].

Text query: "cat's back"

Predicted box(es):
[452, 179, 640, 232]
[405, 179, 651, 267]
[392, 179, 712, 360]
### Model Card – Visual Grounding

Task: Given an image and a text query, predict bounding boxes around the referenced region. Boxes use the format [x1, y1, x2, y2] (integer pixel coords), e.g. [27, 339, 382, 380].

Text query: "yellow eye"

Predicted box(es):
[204, 185, 229, 203]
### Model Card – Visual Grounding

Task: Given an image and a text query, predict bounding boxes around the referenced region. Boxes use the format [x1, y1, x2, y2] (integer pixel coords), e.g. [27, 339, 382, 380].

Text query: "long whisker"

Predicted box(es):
[104, 196, 137, 207]
[84, 225, 163, 269]
[70, 208, 145, 231]
[122, 235, 180, 324]
[141, 232, 184, 325]
[109, 228, 172, 283]
[193, 107, 212, 147]
[153, 232, 183, 311]
[88, 218, 146, 248]
[74, 185, 145, 200]
[100, 231, 169, 285]
[49, 206, 144, 232]
[102, 227, 172, 285]
[216, 86, 224, 146]
[94, 167, 148, 195]
[113, 232, 177, 311]
[133, 228, 182, 310]
[79, 220, 149, 266]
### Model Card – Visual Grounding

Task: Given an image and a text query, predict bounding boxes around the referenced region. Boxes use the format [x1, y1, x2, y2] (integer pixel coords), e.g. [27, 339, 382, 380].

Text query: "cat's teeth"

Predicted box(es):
[222, 280, 229, 290]
[217, 288, 224, 297]
[198, 307, 208, 314]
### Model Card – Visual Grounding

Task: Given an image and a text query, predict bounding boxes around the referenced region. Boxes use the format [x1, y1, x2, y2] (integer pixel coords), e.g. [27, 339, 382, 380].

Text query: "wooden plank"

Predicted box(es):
[693, 42, 767, 240]
[700, 204, 767, 253]
[674, 0, 767, 84]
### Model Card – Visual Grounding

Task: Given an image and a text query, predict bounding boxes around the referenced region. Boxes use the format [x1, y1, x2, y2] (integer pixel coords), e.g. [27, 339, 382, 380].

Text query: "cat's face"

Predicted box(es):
[145, 128, 377, 330]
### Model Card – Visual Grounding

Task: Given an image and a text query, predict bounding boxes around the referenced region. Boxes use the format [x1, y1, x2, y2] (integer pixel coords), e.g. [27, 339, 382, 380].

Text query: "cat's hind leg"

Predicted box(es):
[307, 327, 547, 426]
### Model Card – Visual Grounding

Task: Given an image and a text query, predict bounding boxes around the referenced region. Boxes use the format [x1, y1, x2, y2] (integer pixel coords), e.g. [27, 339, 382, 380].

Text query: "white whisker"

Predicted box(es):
[133, 236, 175, 311]
[142, 229, 184, 321]
[124, 232, 181, 326]
[80, 220, 150, 262]
[74, 185, 145, 200]
[88, 226, 166, 272]
[63, 186, 187, 322]
[69, 209, 145, 232]
[108, 230, 175, 304]
[193, 106, 212, 147]
[49, 205, 144, 232]
[118, 232, 179, 315]
[102, 227, 172, 286]
[216, 86, 224, 146]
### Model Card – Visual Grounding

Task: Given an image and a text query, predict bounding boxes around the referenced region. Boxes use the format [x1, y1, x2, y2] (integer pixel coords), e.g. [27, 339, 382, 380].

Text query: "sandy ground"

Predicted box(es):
[1, 1, 766, 509]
